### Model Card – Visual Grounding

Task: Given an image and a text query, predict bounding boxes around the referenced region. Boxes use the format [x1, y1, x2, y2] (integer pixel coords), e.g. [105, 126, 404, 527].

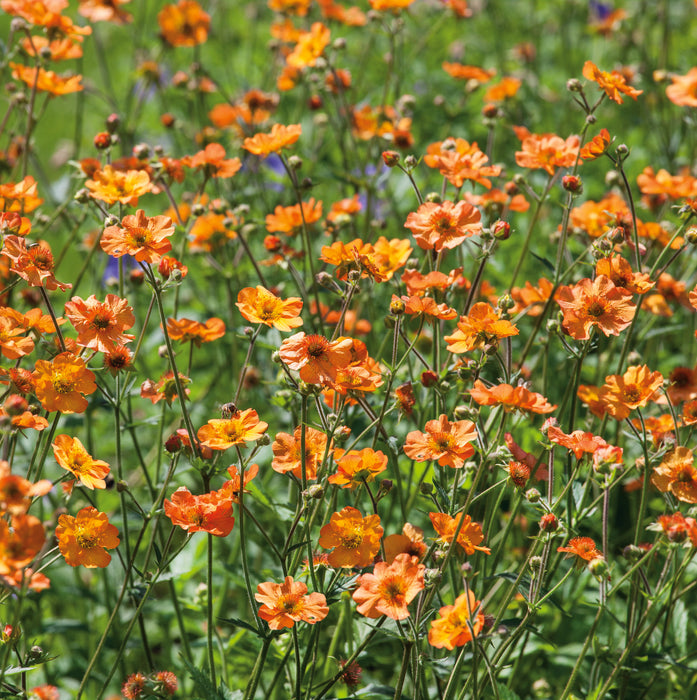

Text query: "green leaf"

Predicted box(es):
[672, 598, 688, 655]
[496, 683, 522, 700]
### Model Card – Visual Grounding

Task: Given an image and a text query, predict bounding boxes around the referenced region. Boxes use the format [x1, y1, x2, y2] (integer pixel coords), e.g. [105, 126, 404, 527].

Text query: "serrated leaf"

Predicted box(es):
[182, 655, 217, 696]
[218, 616, 265, 637]
[496, 683, 522, 700]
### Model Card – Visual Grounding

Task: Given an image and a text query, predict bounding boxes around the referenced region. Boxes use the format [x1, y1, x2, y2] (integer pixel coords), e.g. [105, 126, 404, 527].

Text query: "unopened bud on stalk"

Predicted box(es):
[566, 78, 583, 92]
[106, 113, 120, 133]
[419, 482, 433, 495]
[158, 345, 168, 358]
[116, 480, 129, 493]
[347, 270, 361, 282]
[546, 319, 560, 334]
[192, 203, 206, 217]
[382, 150, 400, 167]
[94, 132, 111, 151]
[616, 143, 629, 157]
[586, 113, 597, 124]
[539, 513, 559, 532]
[425, 191, 442, 204]
[512, 173, 527, 187]
[562, 174, 583, 194]
[453, 404, 477, 420]
[588, 556, 609, 580]
[164, 433, 183, 453]
[623, 544, 643, 562]
[525, 488, 541, 503]
[404, 154, 418, 170]
[306, 484, 324, 499]
[461, 561, 473, 578]
[685, 227, 697, 245]
[332, 37, 346, 50]
[288, 155, 302, 170]
[492, 220, 511, 240]
[133, 143, 150, 159]
[529, 555, 543, 572]
[74, 188, 90, 203]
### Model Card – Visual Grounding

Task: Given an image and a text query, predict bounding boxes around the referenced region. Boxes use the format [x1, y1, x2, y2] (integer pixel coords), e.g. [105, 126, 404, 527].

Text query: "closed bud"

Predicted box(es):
[306, 484, 325, 499]
[288, 155, 302, 170]
[106, 113, 120, 133]
[425, 191, 442, 204]
[562, 174, 583, 194]
[616, 143, 629, 157]
[539, 513, 559, 532]
[588, 556, 609, 580]
[133, 143, 150, 159]
[566, 78, 583, 92]
[74, 188, 90, 203]
[529, 555, 543, 572]
[685, 227, 697, 245]
[623, 544, 643, 562]
[419, 482, 433, 495]
[382, 150, 400, 167]
[116, 480, 129, 493]
[404, 154, 418, 170]
[420, 370, 439, 388]
[525, 487, 541, 503]
[93, 132, 111, 150]
[192, 203, 206, 217]
[492, 220, 511, 240]
[164, 433, 183, 453]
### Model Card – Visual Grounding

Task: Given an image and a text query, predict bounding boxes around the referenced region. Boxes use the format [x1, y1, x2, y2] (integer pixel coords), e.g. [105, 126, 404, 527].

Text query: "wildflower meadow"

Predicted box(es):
[3, 0, 697, 698]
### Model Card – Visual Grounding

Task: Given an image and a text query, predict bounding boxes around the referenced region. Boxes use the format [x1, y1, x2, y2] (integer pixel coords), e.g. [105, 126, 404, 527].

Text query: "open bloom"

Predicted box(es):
[101, 210, 175, 263]
[236, 286, 303, 331]
[384, 523, 427, 563]
[555, 275, 635, 340]
[165, 317, 225, 345]
[2, 236, 70, 291]
[430, 512, 491, 555]
[318, 506, 383, 568]
[55, 506, 119, 568]
[424, 138, 501, 188]
[86, 166, 152, 206]
[272, 425, 333, 480]
[328, 448, 388, 488]
[404, 200, 481, 251]
[0, 513, 45, 575]
[352, 553, 425, 620]
[582, 61, 642, 104]
[557, 536, 602, 562]
[255, 576, 328, 630]
[242, 123, 302, 157]
[9, 63, 83, 95]
[197, 408, 268, 451]
[469, 380, 556, 414]
[514, 127, 580, 175]
[64, 294, 135, 352]
[445, 302, 519, 353]
[164, 485, 235, 536]
[428, 589, 485, 649]
[52, 435, 110, 490]
[599, 364, 663, 420]
[652, 447, 697, 503]
[186, 143, 241, 178]
[666, 67, 697, 108]
[279, 332, 353, 385]
[158, 0, 210, 46]
[404, 415, 477, 469]
[33, 352, 97, 413]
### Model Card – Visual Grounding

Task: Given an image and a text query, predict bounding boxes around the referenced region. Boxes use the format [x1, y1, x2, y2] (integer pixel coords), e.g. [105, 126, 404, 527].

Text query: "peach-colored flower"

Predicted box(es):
[197, 408, 268, 451]
[236, 286, 303, 331]
[652, 447, 697, 503]
[86, 166, 152, 207]
[242, 123, 302, 158]
[318, 506, 383, 568]
[328, 448, 388, 488]
[582, 61, 642, 104]
[428, 588, 485, 649]
[445, 302, 519, 353]
[404, 415, 477, 469]
[101, 210, 175, 263]
[278, 332, 353, 385]
[256, 576, 328, 630]
[164, 485, 235, 536]
[404, 201, 481, 251]
[514, 127, 580, 175]
[271, 425, 333, 480]
[55, 506, 119, 568]
[52, 435, 110, 490]
[64, 294, 135, 353]
[469, 380, 556, 414]
[158, 0, 210, 46]
[430, 511, 491, 555]
[666, 67, 697, 108]
[33, 352, 97, 414]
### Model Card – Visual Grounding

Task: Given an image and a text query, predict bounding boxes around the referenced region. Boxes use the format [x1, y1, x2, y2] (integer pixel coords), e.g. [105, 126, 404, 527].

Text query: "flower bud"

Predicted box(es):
[616, 143, 629, 157]
[404, 154, 418, 170]
[106, 113, 120, 133]
[587, 556, 609, 580]
[382, 150, 400, 167]
[425, 191, 442, 204]
[164, 433, 183, 453]
[93, 132, 111, 150]
[525, 487, 541, 503]
[288, 155, 303, 170]
[133, 143, 150, 159]
[492, 220, 511, 240]
[192, 203, 206, 217]
[562, 175, 583, 194]
[539, 513, 559, 532]
[685, 227, 697, 245]
[566, 78, 582, 92]
[420, 370, 439, 388]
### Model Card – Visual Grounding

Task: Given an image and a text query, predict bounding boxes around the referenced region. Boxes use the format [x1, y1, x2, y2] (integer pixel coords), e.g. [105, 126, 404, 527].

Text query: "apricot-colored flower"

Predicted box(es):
[652, 447, 697, 503]
[582, 61, 642, 104]
[0, 175, 43, 213]
[197, 408, 268, 451]
[599, 364, 663, 421]
[510, 277, 554, 316]
[370, 0, 415, 10]
[255, 576, 328, 630]
[424, 138, 501, 189]
[186, 143, 241, 179]
[469, 380, 556, 414]
[320, 237, 412, 283]
[286, 22, 330, 68]
[265, 199, 323, 235]
[242, 123, 302, 158]
[557, 536, 602, 562]
[579, 128, 611, 160]
[279, 332, 353, 385]
[56, 506, 119, 568]
[442, 63, 495, 83]
[140, 371, 190, 405]
[569, 192, 630, 239]
[86, 166, 152, 207]
[666, 67, 697, 108]
[655, 512, 697, 544]
[10, 63, 83, 95]
[165, 317, 225, 345]
[445, 302, 519, 353]
[428, 589, 485, 649]
[383, 523, 427, 563]
[101, 210, 175, 263]
[269, 0, 312, 15]
[637, 166, 697, 200]
[33, 352, 97, 414]
[64, 294, 135, 353]
[20, 35, 84, 59]
[546, 424, 608, 460]
[404, 200, 481, 252]
[0, 462, 51, 516]
[0, 314, 34, 359]
[236, 286, 303, 331]
[396, 295, 458, 321]
[164, 485, 235, 536]
[318, 506, 383, 568]
[514, 127, 580, 175]
[2, 236, 70, 291]
[594, 256, 654, 296]
[404, 415, 477, 469]
[430, 512, 491, 555]
[1, 0, 91, 37]
[225, 463, 259, 503]
[158, 0, 209, 46]
[52, 435, 110, 490]
[555, 275, 636, 340]
[484, 76, 522, 102]
[271, 425, 333, 480]
[78, 0, 132, 23]
[682, 400, 697, 427]
[0, 513, 45, 575]
[329, 448, 388, 488]
[352, 553, 425, 620]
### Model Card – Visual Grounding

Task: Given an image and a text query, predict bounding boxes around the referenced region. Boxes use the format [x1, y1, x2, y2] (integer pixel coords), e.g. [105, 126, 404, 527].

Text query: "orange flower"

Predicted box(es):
[396, 294, 458, 321]
[428, 588, 485, 649]
[546, 424, 608, 460]
[56, 506, 119, 568]
[442, 63, 495, 83]
[383, 523, 427, 563]
[430, 512, 491, 555]
[404, 415, 477, 469]
[286, 22, 330, 68]
[582, 61, 642, 104]
[594, 256, 654, 296]
[655, 512, 697, 544]
[352, 553, 425, 620]
[225, 463, 259, 502]
[158, 0, 210, 46]
[20, 35, 84, 60]
[52, 435, 110, 490]
[78, 0, 133, 23]
[320, 237, 412, 283]
[0, 314, 34, 359]
[579, 128, 611, 160]
[404, 200, 481, 251]
[33, 352, 97, 414]
[10, 63, 83, 95]
[484, 76, 522, 102]
[318, 506, 383, 568]
[424, 138, 501, 189]
[0, 513, 45, 575]
[165, 317, 225, 345]
[401, 268, 461, 296]
[682, 400, 697, 426]
[0, 176, 43, 213]
[557, 536, 602, 562]
[140, 371, 190, 405]
[666, 67, 697, 108]
[2, 236, 70, 291]
[185, 143, 241, 179]
[242, 123, 302, 158]
[64, 294, 135, 353]
[510, 277, 554, 316]
[269, 0, 312, 15]
[569, 192, 629, 239]
[445, 302, 519, 353]
[255, 576, 328, 630]
[197, 408, 268, 451]
[101, 210, 175, 263]
[236, 286, 303, 331]
[637, 166, 697, 200]
[279, 332, 353, 385]
[265, 198, 323, 235]
[271, 425, 333, 480]
[469, 380, 556, 414]
[164, 485, 235, 536]
[328, 448, 388, 488]
[0, 462, 51, 516]
[85, 166, 152, 207]
[1, 0, 92, 37]
[652, 447, 697, 504]
[599, 364, 663, 421]
[514, 127, 580, 175]
[370, 0, 415, 10]
[555, 275, 636, 340]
